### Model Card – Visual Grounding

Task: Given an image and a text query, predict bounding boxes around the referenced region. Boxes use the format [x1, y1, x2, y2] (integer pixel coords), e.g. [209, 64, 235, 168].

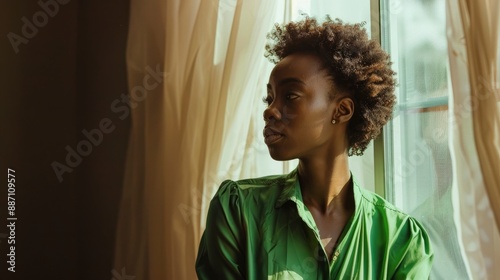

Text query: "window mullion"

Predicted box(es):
[371, 0, 387, 197]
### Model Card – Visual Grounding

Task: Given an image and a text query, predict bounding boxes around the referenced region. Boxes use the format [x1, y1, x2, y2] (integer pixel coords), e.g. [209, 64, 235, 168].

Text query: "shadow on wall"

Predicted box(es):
[0, 0, 130, 279]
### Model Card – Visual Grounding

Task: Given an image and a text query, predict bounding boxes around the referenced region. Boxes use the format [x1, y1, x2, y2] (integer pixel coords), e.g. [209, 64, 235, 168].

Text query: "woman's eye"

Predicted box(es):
[286, 93, 298, 100]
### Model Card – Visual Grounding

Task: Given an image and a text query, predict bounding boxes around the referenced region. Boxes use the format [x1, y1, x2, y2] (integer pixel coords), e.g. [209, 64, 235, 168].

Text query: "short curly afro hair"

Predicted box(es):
[265, 17, 396, 156]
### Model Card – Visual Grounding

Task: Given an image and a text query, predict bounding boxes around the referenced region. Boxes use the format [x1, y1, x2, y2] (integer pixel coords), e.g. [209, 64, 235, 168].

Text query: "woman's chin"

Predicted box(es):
[268, 149, 295, 161]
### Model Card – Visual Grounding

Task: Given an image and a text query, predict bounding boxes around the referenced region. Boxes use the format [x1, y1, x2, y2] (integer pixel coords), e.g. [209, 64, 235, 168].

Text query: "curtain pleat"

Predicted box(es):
[446, 0, 500, 278]
[113, 0, 284, 279]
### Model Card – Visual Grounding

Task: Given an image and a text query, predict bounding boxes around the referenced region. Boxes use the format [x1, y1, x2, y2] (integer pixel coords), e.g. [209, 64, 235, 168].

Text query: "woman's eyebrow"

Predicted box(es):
[267, 77, 306, 90]
[278, 77, 306, 86]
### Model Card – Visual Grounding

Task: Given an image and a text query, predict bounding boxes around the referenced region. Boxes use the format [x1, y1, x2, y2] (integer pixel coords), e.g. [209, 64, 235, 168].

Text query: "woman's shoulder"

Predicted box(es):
[355, 181, 407, 217]
[354, 180, 428, 230]
[353, 180, 430, 242]
[213, 172, 292, 206]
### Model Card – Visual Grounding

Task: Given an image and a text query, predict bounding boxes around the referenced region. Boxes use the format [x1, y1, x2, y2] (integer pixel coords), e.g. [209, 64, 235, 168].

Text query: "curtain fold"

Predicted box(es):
[461, 0, 500, 229]
[113, 0, 284, 279]
[446, 0, 500, 278]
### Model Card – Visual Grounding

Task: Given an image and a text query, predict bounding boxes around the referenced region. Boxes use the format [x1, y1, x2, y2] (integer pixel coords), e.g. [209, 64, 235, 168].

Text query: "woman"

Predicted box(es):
[196, 17, 433, 279]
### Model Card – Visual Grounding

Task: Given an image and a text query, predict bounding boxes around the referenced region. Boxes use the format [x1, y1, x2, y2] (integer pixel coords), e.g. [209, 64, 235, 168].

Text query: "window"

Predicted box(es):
[381, 0, 469, 278]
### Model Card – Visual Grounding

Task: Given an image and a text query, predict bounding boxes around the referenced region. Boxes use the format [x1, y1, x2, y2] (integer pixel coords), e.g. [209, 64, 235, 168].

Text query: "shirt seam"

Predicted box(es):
[359, 192, 408, 216]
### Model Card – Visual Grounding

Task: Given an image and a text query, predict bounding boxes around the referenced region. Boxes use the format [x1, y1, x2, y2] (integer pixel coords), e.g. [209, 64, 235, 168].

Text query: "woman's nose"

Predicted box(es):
[263, 104, 282, 123]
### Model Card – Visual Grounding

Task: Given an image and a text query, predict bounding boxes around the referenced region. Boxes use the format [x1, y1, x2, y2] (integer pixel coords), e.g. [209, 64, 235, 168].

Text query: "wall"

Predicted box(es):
[0, 0, 130, 279]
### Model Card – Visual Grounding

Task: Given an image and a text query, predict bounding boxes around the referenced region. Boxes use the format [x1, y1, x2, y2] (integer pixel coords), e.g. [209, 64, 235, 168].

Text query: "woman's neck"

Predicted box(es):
[297, 154, 353, 215]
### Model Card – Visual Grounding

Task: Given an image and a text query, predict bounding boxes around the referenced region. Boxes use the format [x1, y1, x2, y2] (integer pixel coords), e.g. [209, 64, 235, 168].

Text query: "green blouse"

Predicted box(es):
[196, 169, 433, 279]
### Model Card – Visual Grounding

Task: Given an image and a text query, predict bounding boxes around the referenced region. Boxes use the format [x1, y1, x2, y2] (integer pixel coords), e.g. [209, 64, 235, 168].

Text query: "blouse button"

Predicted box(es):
[331, 250, 340, 261]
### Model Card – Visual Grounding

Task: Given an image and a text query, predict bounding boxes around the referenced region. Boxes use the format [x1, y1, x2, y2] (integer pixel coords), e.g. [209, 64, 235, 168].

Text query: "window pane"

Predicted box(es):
[390, 0, 448, 103]
[382, 0, 469, 278]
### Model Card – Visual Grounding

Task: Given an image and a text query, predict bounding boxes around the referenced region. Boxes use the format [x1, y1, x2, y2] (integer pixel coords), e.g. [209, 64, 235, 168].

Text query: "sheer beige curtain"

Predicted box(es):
[113, 0, 284, 279]
[447, 0, 500, 278]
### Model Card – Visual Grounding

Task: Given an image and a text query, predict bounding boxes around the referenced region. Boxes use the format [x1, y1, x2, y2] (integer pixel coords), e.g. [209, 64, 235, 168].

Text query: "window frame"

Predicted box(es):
[377, 0, 451, 204]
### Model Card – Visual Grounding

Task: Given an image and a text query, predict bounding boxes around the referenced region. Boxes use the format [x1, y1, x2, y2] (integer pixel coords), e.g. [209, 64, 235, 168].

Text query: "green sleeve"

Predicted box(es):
[195, 180, 245, 279]
[392, 218, 434, 280]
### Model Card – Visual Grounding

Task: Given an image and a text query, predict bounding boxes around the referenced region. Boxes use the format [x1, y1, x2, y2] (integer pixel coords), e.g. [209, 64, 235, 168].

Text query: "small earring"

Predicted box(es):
[331, 119, 337, 124]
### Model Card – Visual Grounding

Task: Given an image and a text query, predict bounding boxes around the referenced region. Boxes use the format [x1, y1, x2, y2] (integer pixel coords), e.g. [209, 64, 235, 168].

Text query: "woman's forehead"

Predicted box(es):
[269, 53, 329, 85]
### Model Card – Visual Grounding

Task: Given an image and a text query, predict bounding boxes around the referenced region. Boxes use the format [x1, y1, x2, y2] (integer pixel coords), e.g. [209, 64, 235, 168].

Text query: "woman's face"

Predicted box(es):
[263, 52, 343, 161]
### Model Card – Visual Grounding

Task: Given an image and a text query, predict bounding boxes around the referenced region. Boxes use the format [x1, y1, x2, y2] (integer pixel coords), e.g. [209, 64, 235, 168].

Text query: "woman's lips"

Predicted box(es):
[264, 134, 283, 145]
[263, 127, 284, 145]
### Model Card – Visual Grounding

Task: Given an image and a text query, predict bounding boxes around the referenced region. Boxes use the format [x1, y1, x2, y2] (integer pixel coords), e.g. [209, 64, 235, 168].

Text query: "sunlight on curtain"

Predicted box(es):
[113, 1, 285, 279]
[446, 0, 500, 278]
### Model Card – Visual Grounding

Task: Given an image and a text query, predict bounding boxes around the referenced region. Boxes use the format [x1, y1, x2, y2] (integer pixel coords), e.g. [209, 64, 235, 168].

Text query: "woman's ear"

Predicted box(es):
[333, 97, 354, 123]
